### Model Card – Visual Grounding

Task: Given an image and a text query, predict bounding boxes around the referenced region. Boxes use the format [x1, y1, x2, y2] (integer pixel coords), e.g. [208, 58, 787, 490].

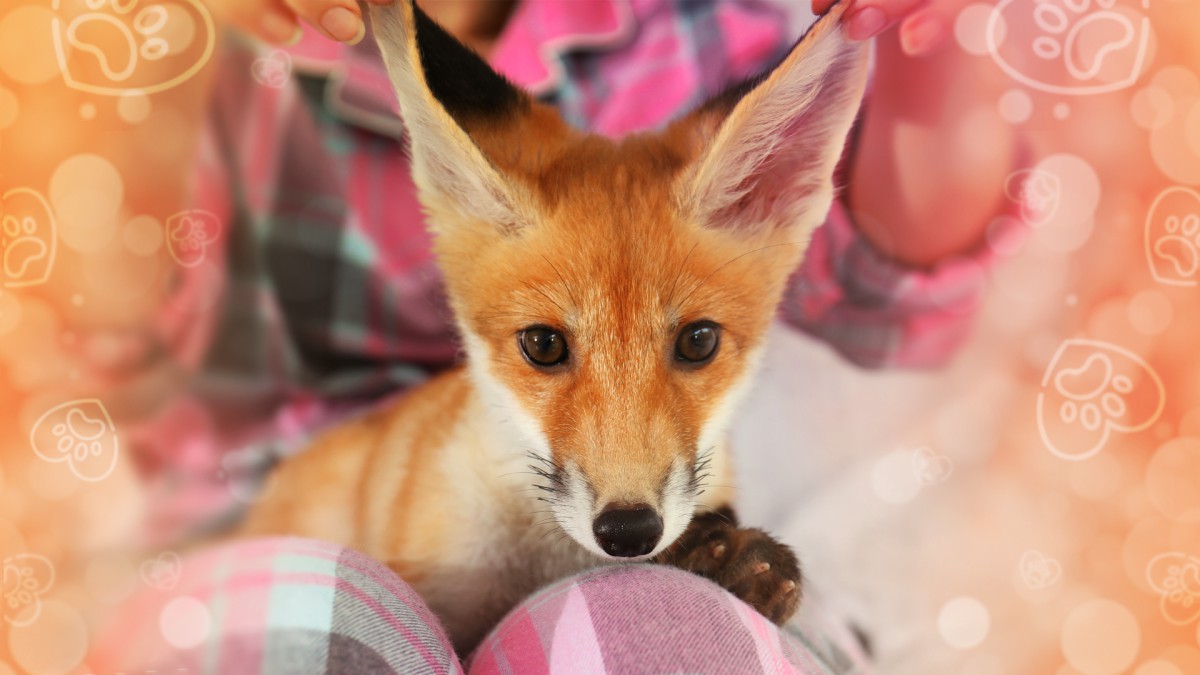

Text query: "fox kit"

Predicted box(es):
[242, 0, 868, 651]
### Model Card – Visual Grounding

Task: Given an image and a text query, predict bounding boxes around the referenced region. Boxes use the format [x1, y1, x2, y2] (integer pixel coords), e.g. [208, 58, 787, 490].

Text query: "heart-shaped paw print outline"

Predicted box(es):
[1004, 168, 1061, 227]
[251, 50, 292, 89]
[1146, 552, 1200, 626]
[1018, 550, 1063, 589]
[164, 209, 222, 268]
[985, 0, 1152, 96]
[30, 398, 120, 482]
[139, 551, 182, 591]
[1145, 185, 1200, 287]
[911, 447, 954, 486]
[1036, 339, 1165, 461]
[2, 554, 56, 627]
[1, 187, 57, 289]
[50, 0, 216, 96]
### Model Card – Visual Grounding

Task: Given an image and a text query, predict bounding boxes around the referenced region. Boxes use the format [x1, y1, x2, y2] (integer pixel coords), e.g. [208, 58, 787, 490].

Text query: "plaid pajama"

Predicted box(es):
[91, 538, 871, 675]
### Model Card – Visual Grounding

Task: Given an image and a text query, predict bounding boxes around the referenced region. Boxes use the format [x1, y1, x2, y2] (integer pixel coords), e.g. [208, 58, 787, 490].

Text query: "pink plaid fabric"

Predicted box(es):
[91, 538, 871, 674]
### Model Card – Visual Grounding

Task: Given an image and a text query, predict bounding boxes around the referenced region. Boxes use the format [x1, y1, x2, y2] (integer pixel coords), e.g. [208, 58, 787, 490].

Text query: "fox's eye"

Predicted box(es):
[520, 326, 569, 367]
[675, 321, 720, 365]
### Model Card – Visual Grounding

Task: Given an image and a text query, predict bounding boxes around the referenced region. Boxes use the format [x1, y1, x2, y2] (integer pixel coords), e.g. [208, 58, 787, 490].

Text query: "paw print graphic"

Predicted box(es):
[2, 554, 55, 627]
[987, 0, 1152, 95]
[1018, 550, 1063, 589]
[1146, 552, 1200, 626]
[1004, 168, 1061, 227]
[1036, 339, 1165, 460]
[911, 447, 954, 486]
[29, 399, 120, 482]
[252, 50, 293, 89]
[165, 209, 222, 268]
[1145, 186, 1200, 287]
[1, 187, 57, 289]
[139, 551, 182, 591]
[52, 0, 216, 96]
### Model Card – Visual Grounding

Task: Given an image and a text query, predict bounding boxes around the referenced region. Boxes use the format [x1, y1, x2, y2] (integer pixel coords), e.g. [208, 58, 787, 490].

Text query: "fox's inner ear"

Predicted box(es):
[674, 1, 869, 238]
[367, 1, 531, 232]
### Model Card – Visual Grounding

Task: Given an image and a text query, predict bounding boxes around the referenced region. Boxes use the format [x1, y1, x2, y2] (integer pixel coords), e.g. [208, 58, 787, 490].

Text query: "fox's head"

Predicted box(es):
[370, 1, 867, 560]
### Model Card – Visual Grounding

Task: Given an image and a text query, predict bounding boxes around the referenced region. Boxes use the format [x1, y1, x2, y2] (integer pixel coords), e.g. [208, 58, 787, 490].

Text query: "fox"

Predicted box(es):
[241, 0, 869, 652]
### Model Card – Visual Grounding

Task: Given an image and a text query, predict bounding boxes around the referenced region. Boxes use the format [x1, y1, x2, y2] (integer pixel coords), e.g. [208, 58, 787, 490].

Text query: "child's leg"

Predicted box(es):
[89, 537, 463, 674]
[468, 565, 873, 675]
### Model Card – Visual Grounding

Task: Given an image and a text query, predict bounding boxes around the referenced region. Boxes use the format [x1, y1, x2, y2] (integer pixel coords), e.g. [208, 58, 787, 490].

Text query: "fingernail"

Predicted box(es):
[262, 11, 300, 45]
[900, 12, 945, 56]
[845, 6, 888, 41]
[347, 19, 367, 46]
[321, 6, 363, 42]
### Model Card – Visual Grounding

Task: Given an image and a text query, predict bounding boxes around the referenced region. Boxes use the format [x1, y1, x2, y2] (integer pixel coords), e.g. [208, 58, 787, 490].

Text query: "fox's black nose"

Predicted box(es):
[593, 504, 663, 558]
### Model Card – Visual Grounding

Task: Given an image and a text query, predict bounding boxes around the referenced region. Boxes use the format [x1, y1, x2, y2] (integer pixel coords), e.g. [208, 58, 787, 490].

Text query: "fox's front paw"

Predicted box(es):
[655, 506, 801, 625]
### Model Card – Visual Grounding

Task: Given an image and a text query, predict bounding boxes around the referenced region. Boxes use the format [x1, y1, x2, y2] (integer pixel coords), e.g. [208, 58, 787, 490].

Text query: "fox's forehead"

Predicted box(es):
[467, 109, 698, 217]
[531, 136, 693, 209]
[445, 209, 777, 344]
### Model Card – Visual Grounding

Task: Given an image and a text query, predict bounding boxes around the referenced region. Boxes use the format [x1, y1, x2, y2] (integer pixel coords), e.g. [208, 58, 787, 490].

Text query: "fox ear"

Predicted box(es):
[367, 1, 529, 231]
[676, 2, 869, 237]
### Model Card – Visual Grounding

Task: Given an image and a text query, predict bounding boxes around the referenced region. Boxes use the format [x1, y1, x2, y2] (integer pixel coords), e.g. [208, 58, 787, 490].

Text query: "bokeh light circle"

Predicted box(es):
[1127, 290, 1174, 336]
[938, 596, 991, 649]
[955, 4, 1005, 56]
[160, 596, 212, 649]
[0, 6, 61, 85]
[1061, 599, 1141, 675]
[161, 2, 199, 55]
[1145, 438, 1200, 523]
[1146, 67, 1200, 185]
[49, 154, 124, 253]
[1132, 86, 1174, 130]
[118, 90, 152, 124]
[124, 215, 165, 255]
[8, 599, 89, 675]
[999, 89, 1033, 124]
[871, 448, 922, 505]
[1029, 154, 1101, 252]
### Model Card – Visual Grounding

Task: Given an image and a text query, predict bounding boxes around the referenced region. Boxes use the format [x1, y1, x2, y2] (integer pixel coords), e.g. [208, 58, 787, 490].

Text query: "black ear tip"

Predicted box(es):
[410, 0, 526, 121]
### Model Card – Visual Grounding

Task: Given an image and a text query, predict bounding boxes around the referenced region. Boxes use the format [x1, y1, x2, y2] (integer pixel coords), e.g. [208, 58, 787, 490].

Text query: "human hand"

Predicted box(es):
[828, 0, 1018, 267]
[813, 0, 951, 56]
[208, 0, 395, 46]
